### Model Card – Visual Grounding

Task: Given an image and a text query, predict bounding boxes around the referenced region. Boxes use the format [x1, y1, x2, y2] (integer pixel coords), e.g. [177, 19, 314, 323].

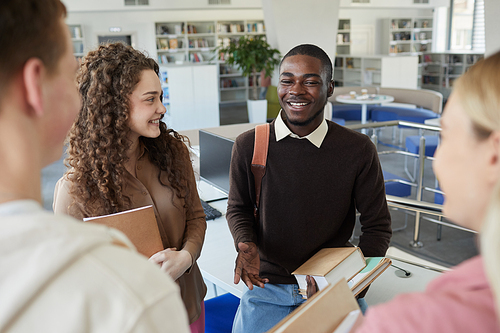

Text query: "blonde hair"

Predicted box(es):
[454, 51, 500, 321]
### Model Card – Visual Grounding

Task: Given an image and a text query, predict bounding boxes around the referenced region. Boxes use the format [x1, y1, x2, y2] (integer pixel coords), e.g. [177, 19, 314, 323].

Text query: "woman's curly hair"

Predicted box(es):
[65, 42, 191, 217]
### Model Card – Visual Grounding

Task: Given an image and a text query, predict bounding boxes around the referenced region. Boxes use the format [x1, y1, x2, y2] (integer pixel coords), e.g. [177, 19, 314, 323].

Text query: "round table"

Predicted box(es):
[335, 94, 394, 134]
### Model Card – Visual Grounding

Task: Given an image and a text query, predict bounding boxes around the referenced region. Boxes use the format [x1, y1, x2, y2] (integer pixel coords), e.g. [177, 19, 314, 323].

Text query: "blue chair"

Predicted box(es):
[383, 170, 413, 232]
[205, 293, 240, 333]
[332, 104, 378, 121]
[371, 106, 439, 143]
[371, 106, 438, 124]
[383, 170, 412, 198]
[332, 117, 346, 126]
[404, 135, 439, 181]
[434, 187, 445, 240]
[434, 190, 444, 205]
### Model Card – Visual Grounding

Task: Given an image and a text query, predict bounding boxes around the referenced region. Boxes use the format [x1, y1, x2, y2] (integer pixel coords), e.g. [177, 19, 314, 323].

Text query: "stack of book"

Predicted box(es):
[292, 247, 392, 298]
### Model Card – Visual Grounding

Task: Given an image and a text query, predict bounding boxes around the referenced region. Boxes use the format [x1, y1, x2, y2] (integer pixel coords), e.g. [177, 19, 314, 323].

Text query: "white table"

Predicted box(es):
[335, 94, 394, 134]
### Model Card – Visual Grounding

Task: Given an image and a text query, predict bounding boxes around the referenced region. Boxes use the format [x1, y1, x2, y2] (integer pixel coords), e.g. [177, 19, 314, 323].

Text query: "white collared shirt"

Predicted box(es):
[274, 110, 328, 148]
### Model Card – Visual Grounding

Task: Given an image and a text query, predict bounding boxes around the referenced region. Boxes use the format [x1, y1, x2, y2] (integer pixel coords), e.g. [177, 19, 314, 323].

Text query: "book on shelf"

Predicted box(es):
[158, 55, 169, 64]
[69, 26, 81, 39]
[160, 69, 168, 85]
[292, 247, 366, 298]
[83, 205, 163, 258]
[190, 52, 205, 63]
[174, 24, 182, 35]
[157, 38, 169, 50]
[169, 38, 178, 50]
[348, 257, 392, 297]
[268, 279, 361, 333]
[187, 24, 197, 34]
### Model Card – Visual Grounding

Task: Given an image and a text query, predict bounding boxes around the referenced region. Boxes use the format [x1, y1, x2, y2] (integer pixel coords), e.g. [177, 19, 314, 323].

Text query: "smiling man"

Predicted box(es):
[226, 44, 392, 333]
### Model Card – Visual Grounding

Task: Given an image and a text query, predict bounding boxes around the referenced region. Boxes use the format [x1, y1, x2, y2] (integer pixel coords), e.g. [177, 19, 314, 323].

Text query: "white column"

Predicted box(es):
[261, 0, 340, 67]
[485, 0, 500, 57]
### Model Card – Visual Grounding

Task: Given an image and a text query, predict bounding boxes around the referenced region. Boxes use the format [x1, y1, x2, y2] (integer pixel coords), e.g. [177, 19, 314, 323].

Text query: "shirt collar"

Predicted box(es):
[274, 110, 328, 148]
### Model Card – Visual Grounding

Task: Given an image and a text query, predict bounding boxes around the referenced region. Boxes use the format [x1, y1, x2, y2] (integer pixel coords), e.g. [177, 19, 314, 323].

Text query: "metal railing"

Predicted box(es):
[345, 120, 475, 247]
[385, 194, 477, 239]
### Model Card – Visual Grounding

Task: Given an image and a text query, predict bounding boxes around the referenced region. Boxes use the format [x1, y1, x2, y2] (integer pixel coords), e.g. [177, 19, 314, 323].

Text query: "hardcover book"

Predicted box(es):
[83, 205, 163, 258]
[293, 247, 366, 297]
[268, 279, 361, 333]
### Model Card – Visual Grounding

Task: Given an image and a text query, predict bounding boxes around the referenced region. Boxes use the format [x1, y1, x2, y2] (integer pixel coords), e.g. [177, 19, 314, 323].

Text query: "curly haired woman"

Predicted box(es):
[53, 42, 207, 332]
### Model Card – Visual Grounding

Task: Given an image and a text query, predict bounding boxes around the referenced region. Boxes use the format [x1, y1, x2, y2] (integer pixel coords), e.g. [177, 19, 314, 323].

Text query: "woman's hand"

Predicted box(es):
[149, 248, 192, 281]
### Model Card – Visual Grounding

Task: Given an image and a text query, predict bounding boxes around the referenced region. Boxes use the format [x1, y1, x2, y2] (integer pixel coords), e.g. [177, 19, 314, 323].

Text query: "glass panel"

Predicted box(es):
[450, 0, 474, 50]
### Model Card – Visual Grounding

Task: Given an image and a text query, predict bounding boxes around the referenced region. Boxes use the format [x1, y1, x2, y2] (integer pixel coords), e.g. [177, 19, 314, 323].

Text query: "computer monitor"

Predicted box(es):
[199, 130, 235, 194]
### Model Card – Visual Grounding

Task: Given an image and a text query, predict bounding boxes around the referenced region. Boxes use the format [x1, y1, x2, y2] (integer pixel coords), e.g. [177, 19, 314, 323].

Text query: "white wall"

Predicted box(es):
[484, 0, 500, 57]
[66, 9, 264, 58]
[261, 0, 339, 66]
[63, 0, 262, 11]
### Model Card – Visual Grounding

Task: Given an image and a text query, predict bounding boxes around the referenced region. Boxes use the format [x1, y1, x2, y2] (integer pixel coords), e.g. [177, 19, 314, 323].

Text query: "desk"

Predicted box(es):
[336, 94, 394, 134]
[196, 180, 443, 303]
[196, 184, 245, 297]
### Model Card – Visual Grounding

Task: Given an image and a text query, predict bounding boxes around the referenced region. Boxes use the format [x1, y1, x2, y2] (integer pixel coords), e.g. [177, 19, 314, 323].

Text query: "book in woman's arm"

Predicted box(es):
[83, 205, 164, 258]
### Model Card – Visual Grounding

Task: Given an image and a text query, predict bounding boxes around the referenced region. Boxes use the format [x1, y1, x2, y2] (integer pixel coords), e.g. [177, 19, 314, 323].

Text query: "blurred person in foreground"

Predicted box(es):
[309, 51, 500, 333]
[0, 1, 189, 331]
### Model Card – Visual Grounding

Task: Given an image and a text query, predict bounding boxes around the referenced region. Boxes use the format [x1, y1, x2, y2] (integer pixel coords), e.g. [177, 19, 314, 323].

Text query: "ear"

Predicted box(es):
[23, 58, 46, 117]
[327, 80, 334, 97]
[487, 131, 500, 183]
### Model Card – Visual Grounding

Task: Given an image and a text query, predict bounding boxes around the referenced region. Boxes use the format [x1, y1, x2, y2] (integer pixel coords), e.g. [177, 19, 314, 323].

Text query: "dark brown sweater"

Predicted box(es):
[226, 120, 392, 284]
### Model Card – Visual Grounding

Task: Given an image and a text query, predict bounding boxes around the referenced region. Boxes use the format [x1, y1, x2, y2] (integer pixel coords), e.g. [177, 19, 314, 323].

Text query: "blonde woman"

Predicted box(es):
[353, 51, 500, 332]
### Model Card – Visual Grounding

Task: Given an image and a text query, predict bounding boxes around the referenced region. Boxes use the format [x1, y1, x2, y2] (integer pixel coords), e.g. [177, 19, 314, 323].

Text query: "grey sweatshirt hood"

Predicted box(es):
[0, 200, 128, 331]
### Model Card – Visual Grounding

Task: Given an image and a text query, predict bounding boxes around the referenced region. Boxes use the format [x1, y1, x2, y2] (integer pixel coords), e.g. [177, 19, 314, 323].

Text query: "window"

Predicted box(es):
[471, 0, 485, 52]
[124, 0, 149, 5]
[449, 0, 485, 51]
[208, 0, 231, 4]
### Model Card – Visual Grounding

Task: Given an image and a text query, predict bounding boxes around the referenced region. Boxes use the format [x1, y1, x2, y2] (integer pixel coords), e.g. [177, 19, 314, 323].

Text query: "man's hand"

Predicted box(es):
[234, 242, 269, 290]
[306, 275, 318, 299]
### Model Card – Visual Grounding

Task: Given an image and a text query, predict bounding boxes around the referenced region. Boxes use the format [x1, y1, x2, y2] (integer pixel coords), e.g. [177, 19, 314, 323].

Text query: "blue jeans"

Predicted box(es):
[232, 284, 369, 333]
[232, 284, 305, 333]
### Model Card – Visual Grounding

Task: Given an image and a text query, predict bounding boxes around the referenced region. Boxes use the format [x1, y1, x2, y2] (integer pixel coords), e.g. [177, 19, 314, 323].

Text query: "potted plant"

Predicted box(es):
[218, 35, 281, 123]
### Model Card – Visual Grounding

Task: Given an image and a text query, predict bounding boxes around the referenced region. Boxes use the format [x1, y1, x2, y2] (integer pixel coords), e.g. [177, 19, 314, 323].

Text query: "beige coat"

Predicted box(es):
[53, 144, 207, 324]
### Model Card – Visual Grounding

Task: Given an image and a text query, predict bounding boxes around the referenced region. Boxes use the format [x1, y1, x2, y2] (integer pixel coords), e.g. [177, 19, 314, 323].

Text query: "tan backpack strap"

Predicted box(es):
[251, 123, 270, 220]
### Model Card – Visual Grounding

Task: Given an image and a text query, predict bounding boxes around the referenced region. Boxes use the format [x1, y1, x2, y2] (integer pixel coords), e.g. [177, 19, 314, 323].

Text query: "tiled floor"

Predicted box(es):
[41, 104, 478, 270]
